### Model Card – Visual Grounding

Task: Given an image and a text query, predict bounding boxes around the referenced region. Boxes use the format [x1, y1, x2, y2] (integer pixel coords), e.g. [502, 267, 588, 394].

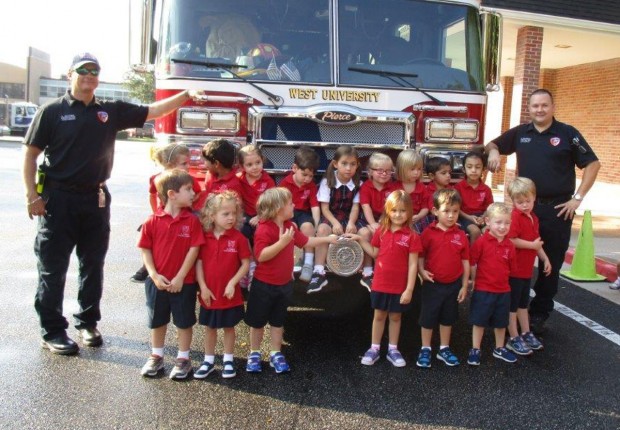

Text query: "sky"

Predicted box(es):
[0, 0, 132, 82]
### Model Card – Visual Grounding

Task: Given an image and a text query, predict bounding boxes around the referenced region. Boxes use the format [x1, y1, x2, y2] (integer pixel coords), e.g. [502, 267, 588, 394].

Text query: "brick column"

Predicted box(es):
[503, 26, 544, 200]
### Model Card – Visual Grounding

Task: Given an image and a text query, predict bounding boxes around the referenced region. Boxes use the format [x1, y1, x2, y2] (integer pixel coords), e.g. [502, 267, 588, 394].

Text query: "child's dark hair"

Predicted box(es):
[462, 150, 487, 169]
[294, 146, 320, 171]
[433, 188, 461, 209]
[238, 144, 265, 166]
[425, 156, 451, 175]
[153, 143, 190, 169]
[202, 139, 236, 169]
[324, 146, 361, 188]
[154, 168, 194, 204]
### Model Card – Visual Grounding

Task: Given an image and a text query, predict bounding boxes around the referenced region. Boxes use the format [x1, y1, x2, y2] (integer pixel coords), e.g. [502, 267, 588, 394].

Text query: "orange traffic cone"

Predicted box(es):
[560, 210, 606, 282]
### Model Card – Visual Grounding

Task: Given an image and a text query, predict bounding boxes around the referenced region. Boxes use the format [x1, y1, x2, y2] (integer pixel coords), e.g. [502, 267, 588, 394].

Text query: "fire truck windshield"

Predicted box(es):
[156, 0, 483, 92]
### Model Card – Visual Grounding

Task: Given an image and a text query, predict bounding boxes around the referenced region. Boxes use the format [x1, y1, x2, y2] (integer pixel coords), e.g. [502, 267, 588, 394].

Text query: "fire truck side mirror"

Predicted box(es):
[481, 10, 502, 92]
[129, 0, 158, 68]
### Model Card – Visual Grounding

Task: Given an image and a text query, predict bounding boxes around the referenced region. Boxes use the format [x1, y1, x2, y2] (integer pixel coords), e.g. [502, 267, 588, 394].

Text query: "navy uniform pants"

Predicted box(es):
[34, 186, 111, 340]
[529, 200, 573, 320]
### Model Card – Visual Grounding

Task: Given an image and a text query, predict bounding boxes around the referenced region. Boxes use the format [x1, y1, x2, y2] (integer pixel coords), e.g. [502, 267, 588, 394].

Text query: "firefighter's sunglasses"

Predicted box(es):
[74, 67, 100, 76]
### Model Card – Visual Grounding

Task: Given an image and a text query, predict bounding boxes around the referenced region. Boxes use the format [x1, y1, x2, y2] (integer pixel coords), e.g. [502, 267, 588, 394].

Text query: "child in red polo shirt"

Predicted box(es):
[195, 191, 251, 379]
[393, 149, 431, 234]
[130, 144, 204, 283]
[349, 190, 422, 367]
[454, 151, 494, 244]
[424, 157, 453, 211]
[467, 202, 518, 366]
[198, 139, 242, 209]
[279, 146, 321, 282]
[138, 169, 205, 380]
[245, 188, 338, 374]
[358, 153, 396, 291]
[505, 177, 550, 356]
[418, 189, 469, 368]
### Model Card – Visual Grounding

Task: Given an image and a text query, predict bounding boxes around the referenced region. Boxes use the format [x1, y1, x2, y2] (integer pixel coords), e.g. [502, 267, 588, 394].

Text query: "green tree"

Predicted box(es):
[122, 70, 155, 104]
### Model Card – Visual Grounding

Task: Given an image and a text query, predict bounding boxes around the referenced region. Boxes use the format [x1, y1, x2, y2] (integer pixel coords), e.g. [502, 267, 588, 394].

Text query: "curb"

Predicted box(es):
[564, 248, 617, 282]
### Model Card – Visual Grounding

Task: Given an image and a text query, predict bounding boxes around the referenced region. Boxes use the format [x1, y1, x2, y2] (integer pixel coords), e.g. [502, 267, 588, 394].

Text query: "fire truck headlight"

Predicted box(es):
[209, 112, 238, 131]
[454, 122, 478, 140]
[427, 121, 453, 139]
[180, 111, 209, 129]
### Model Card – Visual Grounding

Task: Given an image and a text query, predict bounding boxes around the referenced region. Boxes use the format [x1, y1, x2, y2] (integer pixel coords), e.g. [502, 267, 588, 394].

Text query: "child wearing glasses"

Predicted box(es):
[358, 153, 396, 291]
[393, 149, 431, 234]
[307, 146, 363, 294]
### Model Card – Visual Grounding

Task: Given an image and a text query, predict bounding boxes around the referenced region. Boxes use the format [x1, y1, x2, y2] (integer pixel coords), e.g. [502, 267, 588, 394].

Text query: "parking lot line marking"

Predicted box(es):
[554, 301, 620, 347]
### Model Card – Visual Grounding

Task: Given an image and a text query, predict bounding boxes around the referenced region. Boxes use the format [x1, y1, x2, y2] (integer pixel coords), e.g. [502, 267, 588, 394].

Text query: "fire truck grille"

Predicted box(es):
[260, 117, 405, 146]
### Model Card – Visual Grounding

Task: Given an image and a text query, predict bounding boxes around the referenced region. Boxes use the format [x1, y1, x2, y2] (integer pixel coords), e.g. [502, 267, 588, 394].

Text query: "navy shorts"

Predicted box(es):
[292, 210, 315, 229]
[469, 290, 510, 328]
[418, 279, 461, 328]
[509, 277, 531, 312]
[145, 279, 197, 329]
[244, 278, 293, 328]
[199, 305, 244, 329]
[458, 212, 484, 231]
[370, 291, 413, 313]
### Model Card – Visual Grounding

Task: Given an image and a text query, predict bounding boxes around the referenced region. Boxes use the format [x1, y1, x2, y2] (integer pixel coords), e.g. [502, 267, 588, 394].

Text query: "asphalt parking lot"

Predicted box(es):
[1, 140, 618, 430]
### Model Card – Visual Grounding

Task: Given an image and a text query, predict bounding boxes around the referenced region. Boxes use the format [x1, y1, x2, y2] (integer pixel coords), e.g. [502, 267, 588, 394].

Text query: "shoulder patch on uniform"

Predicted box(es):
[97, 111, 109, 123]
[550, 137, 561, 146]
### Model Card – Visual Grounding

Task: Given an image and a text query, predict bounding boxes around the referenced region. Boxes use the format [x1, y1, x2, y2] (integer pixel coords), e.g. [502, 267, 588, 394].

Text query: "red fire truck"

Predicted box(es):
[136, 0, 501, 180]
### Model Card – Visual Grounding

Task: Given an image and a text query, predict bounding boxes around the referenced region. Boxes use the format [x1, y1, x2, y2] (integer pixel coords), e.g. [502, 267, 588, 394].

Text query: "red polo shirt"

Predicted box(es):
[454, 180, 494, 215]
[138, 208, 204, 283]
[237, 170, 275, 217]
[470, 231, 516, 293]
[420, 222, 469, 283]
[149, 173, 203, 211]
[425, 182, 453, 209]
[360, 180, 395, 219]
[371, 226, 422, 294]
[508, 208, 540, 279]
[197, 228, 251, 310]
[196, 169, 243, 209]
[253, 219, 309, 285]
[393, 180, 427, 214]
[280, 173, 319, 212]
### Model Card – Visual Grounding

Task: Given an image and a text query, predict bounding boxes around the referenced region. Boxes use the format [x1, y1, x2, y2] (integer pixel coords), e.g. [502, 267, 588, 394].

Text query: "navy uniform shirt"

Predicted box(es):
[24, 91, 149, 186]
[493, 118, 598, 198]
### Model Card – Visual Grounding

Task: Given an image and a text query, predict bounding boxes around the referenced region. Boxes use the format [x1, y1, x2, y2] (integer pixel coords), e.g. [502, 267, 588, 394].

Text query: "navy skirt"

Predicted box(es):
[370, 291, 413, 313]
[199, 305, 244, 329]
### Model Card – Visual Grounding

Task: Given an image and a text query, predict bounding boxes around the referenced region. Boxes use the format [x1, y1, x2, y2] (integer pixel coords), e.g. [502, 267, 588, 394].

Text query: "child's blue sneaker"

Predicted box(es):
[506, 336, 532, 356]
[270, 352, 290, 374]
[386, 349, 406, 367]
[416, 348, 432, 368]
[361, 348, 380, 366]
[436, 347, 459, 366]
[194, 361, 215, 379]
[222, 361, 236, 379]
[246, 352, 262, 373]
[493, 347, 517, 363]
[467, 348, 481, 366]
[522, 332, 543, 351]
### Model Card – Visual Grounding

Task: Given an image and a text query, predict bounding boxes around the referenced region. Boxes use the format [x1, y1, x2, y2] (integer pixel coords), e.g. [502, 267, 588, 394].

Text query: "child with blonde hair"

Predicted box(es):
[393, 149, 431, 233]
[194, 191, 251, 379]
[349, 190, 421, 367]
[307, 146, 363, 294]
[245, 188, 338, 374]
[505, 177, 550, 355]
[358, 153, 396, 290]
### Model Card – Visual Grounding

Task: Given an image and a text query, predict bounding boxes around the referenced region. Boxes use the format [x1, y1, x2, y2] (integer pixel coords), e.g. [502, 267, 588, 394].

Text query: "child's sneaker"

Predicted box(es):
[506, 336, 532, 356]
[436, 347, 460, 366]
[386, 349, 406, 367]
[222, 361, 236, 379]
[467, 348, 481, 366]
[194, 361, 215, 379]
[246, 352, 262, 373]
[361, 348, 380, 366]
[609, 278, 620, 290]
[169, 358, 192, 380]
[492, 347, 517, 363]
[299, 264, 314, 283]
[307, 273, 327, 294]
[522, 332, 544, 351]
[269, 352, 290, 374]
[416, 348, 432, 368]
[360, 274, 373, 292]
[140, 354, 164, 377]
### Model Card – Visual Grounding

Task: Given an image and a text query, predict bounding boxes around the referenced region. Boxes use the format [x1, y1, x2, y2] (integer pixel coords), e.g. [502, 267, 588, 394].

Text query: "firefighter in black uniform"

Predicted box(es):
[485, 88, 600, 334]
[23, 53, 197, 355]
